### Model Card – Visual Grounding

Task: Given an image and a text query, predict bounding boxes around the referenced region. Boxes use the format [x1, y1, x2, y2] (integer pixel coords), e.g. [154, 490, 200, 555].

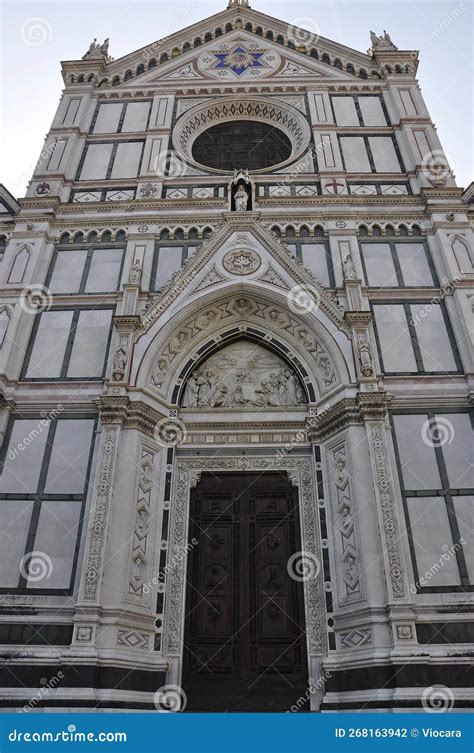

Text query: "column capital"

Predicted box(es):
[305, 393, 393, 442]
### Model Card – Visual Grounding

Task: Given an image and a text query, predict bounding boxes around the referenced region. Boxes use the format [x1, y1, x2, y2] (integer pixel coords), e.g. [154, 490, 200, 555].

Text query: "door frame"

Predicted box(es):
[162, 453, 326, 711]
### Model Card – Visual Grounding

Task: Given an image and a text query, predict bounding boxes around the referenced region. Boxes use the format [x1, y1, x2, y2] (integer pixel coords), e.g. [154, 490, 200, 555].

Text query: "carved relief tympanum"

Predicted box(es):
[182, 342, 306, 408]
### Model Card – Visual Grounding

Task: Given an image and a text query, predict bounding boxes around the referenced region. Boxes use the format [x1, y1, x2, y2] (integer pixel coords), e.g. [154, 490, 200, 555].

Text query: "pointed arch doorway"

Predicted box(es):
[182, 471, 309, 712]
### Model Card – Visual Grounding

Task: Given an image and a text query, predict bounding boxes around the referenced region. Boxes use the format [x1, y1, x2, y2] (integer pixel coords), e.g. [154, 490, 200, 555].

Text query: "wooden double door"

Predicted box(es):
[182, 473, 309, 712]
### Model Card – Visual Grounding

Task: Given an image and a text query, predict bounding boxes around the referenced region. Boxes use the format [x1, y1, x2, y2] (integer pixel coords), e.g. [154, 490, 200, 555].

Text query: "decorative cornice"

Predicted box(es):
[306, 398, 362, 442]
[97, 396, 130, 425]
[306, 393, 393, 442]
[344, 311, 372, 326]
[113, 315, 142, 332]
[97, 396, 164, 436]
[358, 392, 393, 422]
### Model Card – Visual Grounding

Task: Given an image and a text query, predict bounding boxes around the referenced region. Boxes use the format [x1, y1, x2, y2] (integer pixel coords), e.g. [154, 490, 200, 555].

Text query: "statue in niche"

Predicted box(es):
[129, 258, 142, 284]
[230, 169, 253, 211]
[358, 337, 374, 377]
[343, 254, 357, 280]
[234, 183, 250, 212]
[112, 340, 128, 381]
[181, 342, 306, 409]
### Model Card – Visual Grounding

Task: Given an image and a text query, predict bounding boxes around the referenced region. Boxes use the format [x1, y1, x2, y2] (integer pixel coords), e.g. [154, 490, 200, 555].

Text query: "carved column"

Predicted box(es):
[107, 257, 142, 393]
[109, 315, 140, 388]
[72, 398, 128, 649]
[358, 394, 410, 603]
[306, 394, 412, 655]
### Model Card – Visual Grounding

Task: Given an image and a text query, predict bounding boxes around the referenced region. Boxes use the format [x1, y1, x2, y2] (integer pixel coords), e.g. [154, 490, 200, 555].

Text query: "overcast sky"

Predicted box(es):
[1, 0, 472, 197]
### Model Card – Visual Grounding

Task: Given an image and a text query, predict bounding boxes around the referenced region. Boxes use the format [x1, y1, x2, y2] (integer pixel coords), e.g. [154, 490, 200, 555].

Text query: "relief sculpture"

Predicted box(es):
[182, 342, 306, 408]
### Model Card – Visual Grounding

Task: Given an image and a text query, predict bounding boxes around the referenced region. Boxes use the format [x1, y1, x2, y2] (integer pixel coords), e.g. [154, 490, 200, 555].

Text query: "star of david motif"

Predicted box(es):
[212, 46, 267, 76]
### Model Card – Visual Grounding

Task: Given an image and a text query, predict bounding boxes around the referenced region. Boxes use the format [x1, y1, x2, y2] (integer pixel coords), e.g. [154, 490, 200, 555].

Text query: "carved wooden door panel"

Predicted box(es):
[182, 473, 309, 712]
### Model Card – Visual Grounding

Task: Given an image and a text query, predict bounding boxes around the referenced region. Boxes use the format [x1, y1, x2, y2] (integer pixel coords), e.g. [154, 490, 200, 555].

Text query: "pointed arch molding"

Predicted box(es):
[162, 454, 326, 667]
[133, 218, 353, 400]
[140, 293, 348, 403]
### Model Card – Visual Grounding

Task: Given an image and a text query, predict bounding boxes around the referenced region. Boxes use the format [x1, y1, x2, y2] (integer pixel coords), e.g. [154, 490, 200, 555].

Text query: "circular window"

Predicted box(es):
[172, 98, 312, 175]
[192, 121, 292, 171]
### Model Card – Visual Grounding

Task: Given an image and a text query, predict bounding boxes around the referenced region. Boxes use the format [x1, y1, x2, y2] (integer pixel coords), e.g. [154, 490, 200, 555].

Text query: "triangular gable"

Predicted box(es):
[122, 30, 361, 87]
[98, 0, 377, 88]
[141, 216, 346, 334]
[105, 3, 373, 77]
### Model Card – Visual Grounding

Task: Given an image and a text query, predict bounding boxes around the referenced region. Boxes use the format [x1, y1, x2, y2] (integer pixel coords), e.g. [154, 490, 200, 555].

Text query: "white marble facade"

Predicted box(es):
[0, 1, 473, 713]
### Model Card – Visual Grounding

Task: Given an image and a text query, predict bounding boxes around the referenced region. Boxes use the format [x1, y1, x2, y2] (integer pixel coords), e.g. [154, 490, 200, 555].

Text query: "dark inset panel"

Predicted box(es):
[0, 623, 73, 646]
[192, 121, 292, 171]
[417, 622, 474, 644]
[0, 663, 166, 692]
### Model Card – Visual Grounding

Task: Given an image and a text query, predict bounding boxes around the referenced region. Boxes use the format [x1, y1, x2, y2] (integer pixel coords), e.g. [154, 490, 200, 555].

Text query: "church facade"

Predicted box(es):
[0, 0, 473, 713]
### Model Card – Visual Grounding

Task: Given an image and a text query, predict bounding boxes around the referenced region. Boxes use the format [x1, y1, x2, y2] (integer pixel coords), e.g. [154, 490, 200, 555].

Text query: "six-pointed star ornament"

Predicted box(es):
[213, 46, 266, 76]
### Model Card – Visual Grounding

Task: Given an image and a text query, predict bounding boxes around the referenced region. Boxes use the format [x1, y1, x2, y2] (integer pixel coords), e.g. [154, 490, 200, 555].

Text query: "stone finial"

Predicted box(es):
[369, 29, 398, 51]
[227, 0, 250, 7]
[82, 37, 112, 62]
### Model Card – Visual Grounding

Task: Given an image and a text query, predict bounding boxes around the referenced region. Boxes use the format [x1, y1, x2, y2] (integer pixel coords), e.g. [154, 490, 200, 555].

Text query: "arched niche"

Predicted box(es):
[451, 235, 473, 272]
[0, 306, 12, 347]
[8, 246, 30, 284]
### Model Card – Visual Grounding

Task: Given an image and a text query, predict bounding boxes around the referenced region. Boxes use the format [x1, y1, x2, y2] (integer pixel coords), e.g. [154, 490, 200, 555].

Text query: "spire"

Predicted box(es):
[227, 0, 250, 8]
